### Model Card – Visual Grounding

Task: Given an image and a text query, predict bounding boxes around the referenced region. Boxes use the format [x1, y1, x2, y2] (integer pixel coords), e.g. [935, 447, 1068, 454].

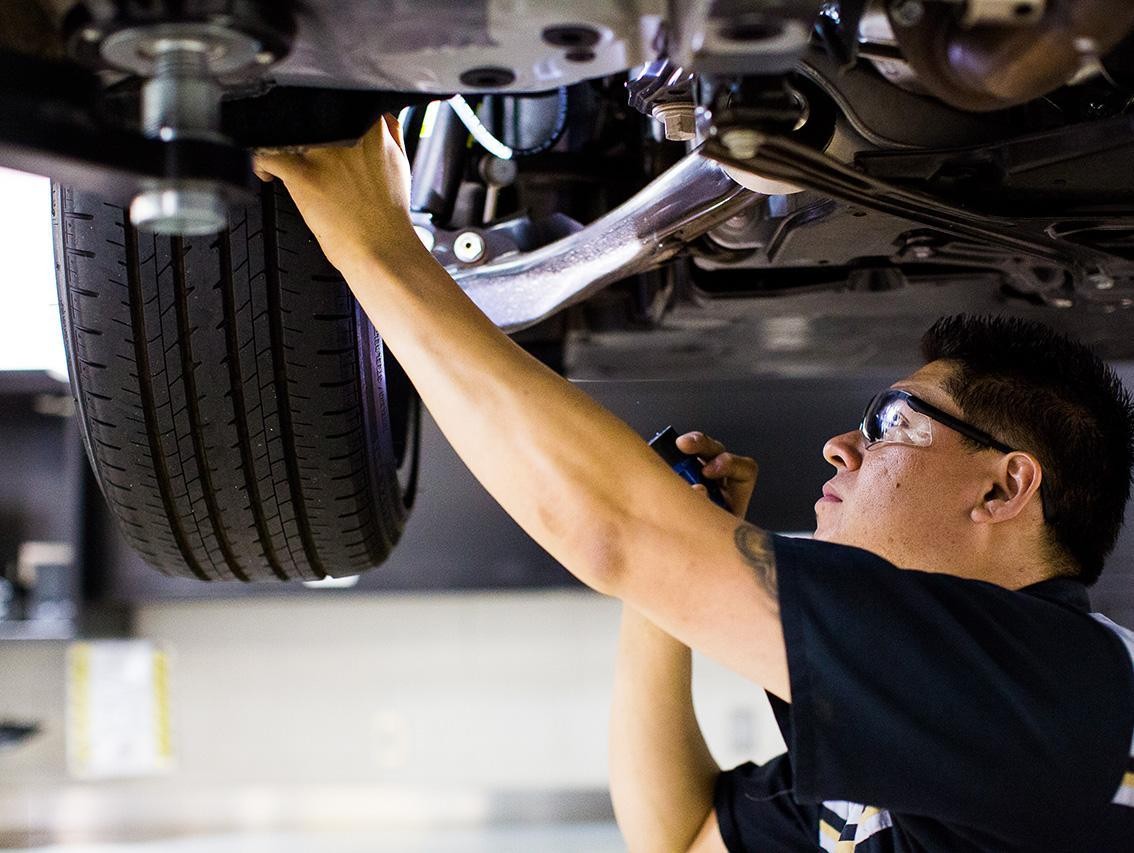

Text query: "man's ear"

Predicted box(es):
[970, 452, 1043, 524]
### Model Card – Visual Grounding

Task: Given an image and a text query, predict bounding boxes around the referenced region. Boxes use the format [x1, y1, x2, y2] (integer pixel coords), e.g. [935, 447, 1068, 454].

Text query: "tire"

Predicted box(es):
[52, 181, 418, 582]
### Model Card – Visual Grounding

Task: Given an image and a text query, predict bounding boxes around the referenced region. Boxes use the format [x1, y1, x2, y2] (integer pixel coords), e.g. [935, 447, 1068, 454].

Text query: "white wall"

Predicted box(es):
[0, 168, 65, 376]
[0, 590, 784, 835]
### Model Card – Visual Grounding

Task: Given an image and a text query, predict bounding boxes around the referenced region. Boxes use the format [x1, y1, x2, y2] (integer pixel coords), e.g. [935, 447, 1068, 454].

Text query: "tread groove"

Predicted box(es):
[125, 223, 211, 582]
[218, 228, 291, 581]
[262, 186, 326, 577]
[172, 235, 252, 583]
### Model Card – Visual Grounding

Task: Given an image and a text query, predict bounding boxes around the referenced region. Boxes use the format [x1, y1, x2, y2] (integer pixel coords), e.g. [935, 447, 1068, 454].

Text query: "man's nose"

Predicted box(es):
[823, 429, 864, 471]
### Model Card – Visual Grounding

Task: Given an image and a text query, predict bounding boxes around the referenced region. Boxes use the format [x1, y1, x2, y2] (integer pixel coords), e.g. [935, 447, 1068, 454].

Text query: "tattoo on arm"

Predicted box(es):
[734, 523, 779, 608]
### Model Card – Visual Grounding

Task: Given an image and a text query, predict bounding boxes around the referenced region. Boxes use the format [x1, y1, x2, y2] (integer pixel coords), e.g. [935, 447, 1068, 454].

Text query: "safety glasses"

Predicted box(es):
[860, 389, 1015, 454]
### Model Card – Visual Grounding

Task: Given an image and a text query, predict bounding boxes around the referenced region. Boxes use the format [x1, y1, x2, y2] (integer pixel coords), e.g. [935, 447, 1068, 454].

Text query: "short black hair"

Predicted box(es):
[921, 314, 1134, 585]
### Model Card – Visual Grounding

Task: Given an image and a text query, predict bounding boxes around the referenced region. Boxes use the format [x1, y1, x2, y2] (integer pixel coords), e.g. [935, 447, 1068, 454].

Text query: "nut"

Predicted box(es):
[453, 231, 486, 264]
[719, 127, 763, 160]
[651, 104, 696, 142]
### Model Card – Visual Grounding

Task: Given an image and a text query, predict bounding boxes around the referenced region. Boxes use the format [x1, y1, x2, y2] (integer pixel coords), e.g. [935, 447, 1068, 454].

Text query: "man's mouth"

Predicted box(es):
[818, 483, 842, 503]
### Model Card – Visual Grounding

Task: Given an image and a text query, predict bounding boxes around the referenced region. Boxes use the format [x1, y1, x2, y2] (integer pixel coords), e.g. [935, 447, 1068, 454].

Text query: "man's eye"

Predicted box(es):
[882, 408, 907, 430]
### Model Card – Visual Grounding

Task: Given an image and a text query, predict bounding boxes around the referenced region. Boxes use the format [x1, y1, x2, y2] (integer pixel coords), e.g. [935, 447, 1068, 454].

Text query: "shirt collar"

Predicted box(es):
[1020, 576, 1092, 613]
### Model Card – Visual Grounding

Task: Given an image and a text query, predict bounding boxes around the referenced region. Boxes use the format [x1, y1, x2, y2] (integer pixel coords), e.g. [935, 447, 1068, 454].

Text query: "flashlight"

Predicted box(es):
[649, 426, 729, 510]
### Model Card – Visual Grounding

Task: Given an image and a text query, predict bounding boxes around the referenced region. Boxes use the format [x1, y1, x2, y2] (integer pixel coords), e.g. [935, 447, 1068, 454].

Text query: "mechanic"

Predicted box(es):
[254, 117, 1134, 852]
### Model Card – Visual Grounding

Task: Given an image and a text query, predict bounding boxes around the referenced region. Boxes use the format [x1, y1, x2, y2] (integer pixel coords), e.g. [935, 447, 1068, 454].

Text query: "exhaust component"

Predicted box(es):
[452, 151, 757, 332]
[890, 0, 1134, 112]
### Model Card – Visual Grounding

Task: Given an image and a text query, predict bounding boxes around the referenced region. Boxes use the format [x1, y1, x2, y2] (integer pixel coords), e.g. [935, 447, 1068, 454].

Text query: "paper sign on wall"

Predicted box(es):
[66, 640, 175, 779]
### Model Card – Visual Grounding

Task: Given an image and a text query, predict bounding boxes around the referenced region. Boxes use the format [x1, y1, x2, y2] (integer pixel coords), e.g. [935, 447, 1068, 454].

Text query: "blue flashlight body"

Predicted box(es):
[649, 426, 730, 510]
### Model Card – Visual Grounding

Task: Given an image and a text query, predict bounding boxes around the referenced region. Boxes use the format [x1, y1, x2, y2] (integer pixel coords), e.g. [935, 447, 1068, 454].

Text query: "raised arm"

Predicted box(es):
[254, 118, 790, 699]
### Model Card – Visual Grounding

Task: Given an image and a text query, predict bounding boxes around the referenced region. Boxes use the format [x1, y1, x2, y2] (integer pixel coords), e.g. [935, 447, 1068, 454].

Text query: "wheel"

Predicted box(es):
[52, 181, 418, 582]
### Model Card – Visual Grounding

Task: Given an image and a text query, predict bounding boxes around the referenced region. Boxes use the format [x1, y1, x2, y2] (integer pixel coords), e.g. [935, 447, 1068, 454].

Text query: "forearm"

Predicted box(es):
[611, 606, 719, 853]
[343, 243, 696, 593]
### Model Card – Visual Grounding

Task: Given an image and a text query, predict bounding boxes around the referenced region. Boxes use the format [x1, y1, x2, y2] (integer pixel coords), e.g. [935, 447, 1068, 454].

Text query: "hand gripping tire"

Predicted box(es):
[52, 181, 419, 582]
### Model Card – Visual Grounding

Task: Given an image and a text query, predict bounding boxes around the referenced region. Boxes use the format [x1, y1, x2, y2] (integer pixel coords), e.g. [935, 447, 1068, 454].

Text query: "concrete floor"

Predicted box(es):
[7, 823, 626, 852]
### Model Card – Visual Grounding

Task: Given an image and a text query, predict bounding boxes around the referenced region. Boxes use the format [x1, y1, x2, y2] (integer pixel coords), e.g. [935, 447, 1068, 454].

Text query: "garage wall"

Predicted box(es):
[0, 590, 785, 836]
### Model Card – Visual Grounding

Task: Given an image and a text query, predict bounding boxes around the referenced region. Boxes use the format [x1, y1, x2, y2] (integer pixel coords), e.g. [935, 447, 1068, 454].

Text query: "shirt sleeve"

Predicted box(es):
[714, 754, 819, 853]
[772, 534, 1134, 846]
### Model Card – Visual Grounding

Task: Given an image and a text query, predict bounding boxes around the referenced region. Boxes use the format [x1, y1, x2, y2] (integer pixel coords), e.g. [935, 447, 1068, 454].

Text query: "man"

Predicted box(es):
[255, 118, 1134, 852]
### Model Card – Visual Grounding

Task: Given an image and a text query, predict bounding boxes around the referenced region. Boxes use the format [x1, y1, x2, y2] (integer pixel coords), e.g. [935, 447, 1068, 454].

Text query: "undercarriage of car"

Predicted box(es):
[2, 0, 1133, 581]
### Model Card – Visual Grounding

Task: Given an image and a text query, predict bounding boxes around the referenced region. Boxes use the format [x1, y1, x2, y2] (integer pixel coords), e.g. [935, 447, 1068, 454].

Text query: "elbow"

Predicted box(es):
[532, 489, 635, 596]
[579, 523, 627, 597]
[572, 511, 631, 597]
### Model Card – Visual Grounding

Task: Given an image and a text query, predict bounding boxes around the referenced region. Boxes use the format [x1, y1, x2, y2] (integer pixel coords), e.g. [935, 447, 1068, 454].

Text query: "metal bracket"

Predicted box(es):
[701, 125, 1126, 286]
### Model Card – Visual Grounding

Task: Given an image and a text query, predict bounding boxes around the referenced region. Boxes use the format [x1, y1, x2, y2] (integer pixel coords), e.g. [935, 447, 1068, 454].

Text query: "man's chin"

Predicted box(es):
[813, 525, 857, 549]
[812, 513, 839, 543]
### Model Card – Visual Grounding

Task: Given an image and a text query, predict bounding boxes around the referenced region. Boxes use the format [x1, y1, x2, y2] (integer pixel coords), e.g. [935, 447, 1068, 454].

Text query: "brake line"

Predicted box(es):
[448, 89, 569, 160]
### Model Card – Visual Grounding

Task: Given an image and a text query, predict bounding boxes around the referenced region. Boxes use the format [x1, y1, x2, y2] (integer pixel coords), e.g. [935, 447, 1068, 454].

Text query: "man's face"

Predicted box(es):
[814, 360, 996, 572]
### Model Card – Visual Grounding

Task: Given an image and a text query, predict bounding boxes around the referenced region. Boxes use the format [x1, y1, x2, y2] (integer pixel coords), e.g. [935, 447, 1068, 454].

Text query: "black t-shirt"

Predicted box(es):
[714, 535, 1134, 852]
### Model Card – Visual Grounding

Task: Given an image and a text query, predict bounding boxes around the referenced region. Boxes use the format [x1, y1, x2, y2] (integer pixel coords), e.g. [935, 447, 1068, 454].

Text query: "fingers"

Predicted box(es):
[675, 429, 758, 518]
[252, 148, 308, 184]
[702, 451, 758, 484]
[253, 114, 405, 186]
[676, 431, 725, 458]
[691, 483, 709, 500]
[676, 432, 758, 481]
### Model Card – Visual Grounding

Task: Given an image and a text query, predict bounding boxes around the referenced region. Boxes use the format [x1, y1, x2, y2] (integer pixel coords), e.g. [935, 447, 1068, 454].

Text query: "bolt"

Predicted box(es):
[255, 50, 276, 65]
[890, 0, 925, 27]
[80, 27, 102, 43]
[910, 245, 933, 260]
[453, 231, 487, 264]
[719, 127, 762, 160]
[1050, 297, 1074, 309]
[141, 44, 221, 140]
[651, 103, 696, 142]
